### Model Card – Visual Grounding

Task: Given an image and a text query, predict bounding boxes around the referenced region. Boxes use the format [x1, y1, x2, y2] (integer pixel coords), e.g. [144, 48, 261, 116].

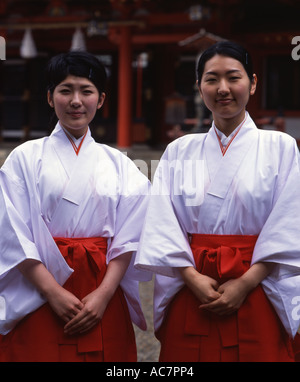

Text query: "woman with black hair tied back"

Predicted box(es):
[0, 51, 150, 362]
[136, 41, 300, 362]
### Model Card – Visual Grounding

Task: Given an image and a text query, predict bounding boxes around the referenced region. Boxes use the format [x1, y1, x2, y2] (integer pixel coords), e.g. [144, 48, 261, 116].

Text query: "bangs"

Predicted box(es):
[46, 51, 107, 94]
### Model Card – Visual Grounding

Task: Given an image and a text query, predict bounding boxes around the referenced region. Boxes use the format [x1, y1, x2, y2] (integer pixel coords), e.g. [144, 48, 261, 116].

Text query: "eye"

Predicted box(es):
[205, 77, 217, 83]
[229, 76, 241, 81]
[59, 88, 71, 94]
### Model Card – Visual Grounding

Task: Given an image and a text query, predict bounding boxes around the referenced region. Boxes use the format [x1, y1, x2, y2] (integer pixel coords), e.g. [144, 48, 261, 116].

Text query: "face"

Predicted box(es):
[199, 54, 257, 134]
[47, 75, 105, 138]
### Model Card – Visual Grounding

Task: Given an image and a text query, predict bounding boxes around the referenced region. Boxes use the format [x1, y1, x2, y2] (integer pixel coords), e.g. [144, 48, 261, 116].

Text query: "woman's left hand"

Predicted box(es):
[199, 262, 273, 315]
[63, 289, 108, 335]
[63, 252, 133, 335]
[199, 277, 251, 315]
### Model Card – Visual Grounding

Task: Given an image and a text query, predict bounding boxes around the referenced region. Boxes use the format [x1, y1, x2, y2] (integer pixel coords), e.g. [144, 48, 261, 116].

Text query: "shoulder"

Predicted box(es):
[258, 128, 294, 142]
[257, 129, 298, 151]
[95, 142, 150, 182]
[169, 132, 207, 148]
[257, 130, 300, 172]
[1, 137, 48, 186]
[3, 137, 47, 167]
[94, 142, 133, 164]
[13, 137, 46, 153]
[164, 133, 207, 158]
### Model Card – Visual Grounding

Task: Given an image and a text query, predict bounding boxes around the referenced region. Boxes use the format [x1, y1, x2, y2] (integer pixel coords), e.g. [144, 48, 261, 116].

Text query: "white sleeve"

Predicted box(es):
[0, 164, 41, 277]
[105, 155, 152, 330]
[252, 137, 300, 337]
[135, 143, 195, 278]
[0, 150, 72, 335]
[106, 155, 150, 262]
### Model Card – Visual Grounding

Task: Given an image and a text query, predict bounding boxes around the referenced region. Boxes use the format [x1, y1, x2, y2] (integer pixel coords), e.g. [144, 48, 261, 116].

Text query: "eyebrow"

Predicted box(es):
[204, 69, 242, 76]
[58, 83, 94, 89]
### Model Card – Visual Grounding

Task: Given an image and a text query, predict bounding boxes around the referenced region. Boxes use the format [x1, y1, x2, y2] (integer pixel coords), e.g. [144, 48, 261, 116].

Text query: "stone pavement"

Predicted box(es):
[0, 139, 165, 362]
[134, 278, 161, 362]
[122, 145, 164, 362]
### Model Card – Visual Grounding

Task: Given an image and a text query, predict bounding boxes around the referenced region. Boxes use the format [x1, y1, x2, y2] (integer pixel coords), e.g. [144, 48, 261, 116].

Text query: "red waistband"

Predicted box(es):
[53, 236, 108, 287]
[54, 236, 108, 246]
[189, 234, 258, 282]
[190, 234, 258, 248]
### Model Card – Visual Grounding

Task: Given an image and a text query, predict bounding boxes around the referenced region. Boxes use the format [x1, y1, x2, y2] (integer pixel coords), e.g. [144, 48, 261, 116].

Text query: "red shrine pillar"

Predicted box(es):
[117, 26, 132, 147]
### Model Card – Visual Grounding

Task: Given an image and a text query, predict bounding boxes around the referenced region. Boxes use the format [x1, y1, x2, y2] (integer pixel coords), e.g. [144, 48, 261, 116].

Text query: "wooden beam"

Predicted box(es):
[0, 19, 145, 31]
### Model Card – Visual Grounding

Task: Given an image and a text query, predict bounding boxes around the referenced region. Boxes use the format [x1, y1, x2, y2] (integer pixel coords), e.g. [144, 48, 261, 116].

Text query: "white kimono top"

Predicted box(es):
[135, 112, 300, 337]
[0, 123, 151, 335]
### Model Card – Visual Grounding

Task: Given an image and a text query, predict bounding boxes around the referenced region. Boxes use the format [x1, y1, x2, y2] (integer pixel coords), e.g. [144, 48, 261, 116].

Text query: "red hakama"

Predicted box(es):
[293, 333, 300, 362]
[0, 237, 136, 362]
[157, 234, 294, 362]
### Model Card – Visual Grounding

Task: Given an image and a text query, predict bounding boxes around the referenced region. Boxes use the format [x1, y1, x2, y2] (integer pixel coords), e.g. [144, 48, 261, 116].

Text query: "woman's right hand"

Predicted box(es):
[179, 266, 221, 304]
[46, 285, 84, 323]
[18, 259, 84, 323]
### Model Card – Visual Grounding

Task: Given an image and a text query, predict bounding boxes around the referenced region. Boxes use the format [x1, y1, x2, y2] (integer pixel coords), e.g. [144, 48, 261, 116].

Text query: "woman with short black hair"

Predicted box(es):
[0, 51, 150, 362]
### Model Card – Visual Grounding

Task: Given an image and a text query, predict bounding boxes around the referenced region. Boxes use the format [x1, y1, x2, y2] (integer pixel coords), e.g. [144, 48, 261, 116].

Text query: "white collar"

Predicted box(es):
[213, 112, 248, 146]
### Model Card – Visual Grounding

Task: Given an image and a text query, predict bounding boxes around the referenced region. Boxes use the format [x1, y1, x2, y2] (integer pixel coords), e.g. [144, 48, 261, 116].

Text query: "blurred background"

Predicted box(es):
[0, 0, 299, 149]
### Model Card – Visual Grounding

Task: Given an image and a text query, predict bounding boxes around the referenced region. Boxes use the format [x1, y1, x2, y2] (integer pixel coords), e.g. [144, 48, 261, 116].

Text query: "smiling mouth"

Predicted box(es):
[68, 112, 85, 117]
[216, 99, 233, 104]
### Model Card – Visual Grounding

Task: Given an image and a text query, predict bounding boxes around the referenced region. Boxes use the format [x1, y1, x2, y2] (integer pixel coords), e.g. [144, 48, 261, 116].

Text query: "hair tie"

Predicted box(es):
[89, 68, 93, 79]
[245, 53, 248, 65]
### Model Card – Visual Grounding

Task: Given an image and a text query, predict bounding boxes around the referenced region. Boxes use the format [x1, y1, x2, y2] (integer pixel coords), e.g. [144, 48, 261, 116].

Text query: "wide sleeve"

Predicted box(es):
[135, 143, 197, 331]
[104, 154, 151, 330]
[135, 143, 195, 277]
[106, 154, 151, 264]
[0, 148, 72, 335]
[252, 137, 300, 337]
[0, 171, 41, 276]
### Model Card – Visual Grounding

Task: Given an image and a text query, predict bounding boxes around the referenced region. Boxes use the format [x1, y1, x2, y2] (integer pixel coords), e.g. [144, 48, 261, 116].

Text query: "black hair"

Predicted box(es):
[46, 51, 107, 95]
[196, 41, 254, 83]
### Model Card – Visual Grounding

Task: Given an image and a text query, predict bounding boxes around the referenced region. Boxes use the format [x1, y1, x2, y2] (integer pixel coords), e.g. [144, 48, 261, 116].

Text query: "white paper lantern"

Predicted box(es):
[20, 28, 38, 59]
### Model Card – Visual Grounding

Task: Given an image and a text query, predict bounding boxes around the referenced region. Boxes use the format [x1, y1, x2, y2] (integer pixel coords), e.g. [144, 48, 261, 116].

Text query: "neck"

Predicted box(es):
[69, 129, 87, 140]
[61, 124, 88, 140]
[213, 111, 246, 137]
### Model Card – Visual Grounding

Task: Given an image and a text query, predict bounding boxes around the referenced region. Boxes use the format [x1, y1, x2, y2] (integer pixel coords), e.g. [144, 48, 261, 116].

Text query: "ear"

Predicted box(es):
[47, 90, 54, 108]
[250, 74, 257, 96]
[97, 92, 106, 109]
[196, 80, 203, 99]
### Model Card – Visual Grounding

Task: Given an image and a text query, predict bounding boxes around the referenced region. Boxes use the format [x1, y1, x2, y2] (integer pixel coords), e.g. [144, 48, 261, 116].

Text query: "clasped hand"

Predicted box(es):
[193, 274, 251, 316]
[181, 262, 270, 316]
[47, 287, 106, 335]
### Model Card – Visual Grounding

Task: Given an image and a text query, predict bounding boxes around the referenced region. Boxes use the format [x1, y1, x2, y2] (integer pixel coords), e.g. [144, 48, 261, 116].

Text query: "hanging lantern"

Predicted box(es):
[20, 28, 38, 59]
[70, 27, 86, 51]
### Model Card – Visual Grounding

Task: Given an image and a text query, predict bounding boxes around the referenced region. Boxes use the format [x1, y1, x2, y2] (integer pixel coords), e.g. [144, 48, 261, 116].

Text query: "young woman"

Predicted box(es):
[0, 51, 150, 362]
[135, 41, 300, 362]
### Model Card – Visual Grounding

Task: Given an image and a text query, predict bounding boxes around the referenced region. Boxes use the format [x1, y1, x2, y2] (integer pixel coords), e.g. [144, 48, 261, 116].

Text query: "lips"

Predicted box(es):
[67, 111, 85, 118]
[216, 98, 233, 105]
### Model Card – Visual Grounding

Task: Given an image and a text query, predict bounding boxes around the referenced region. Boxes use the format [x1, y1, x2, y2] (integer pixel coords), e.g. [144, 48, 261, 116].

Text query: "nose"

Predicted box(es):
[70, 92, 82, 107]
[217, 79, 230, 95]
